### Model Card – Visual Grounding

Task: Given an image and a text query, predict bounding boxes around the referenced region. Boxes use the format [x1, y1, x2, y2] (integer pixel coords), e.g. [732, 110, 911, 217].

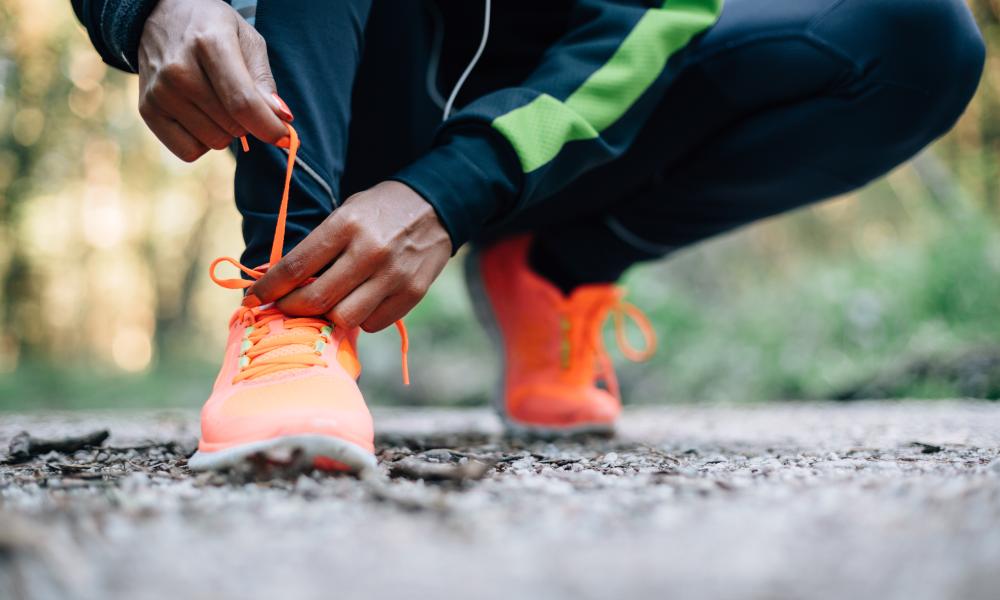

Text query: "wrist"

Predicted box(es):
[103, 0, 163, 72]
[372, 181, 451, 243]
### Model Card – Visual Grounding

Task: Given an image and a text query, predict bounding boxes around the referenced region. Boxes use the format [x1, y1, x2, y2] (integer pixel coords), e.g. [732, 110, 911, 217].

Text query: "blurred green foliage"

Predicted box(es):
[1, 0, 999, 409]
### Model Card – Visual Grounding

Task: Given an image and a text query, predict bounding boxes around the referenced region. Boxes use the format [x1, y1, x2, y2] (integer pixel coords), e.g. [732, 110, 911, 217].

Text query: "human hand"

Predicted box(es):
[250, 182, 453, 332]
[137, 0, 292, 161]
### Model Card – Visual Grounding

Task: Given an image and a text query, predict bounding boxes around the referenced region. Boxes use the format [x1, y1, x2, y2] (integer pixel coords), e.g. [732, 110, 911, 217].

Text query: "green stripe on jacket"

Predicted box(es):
[492, 0, 723, 174]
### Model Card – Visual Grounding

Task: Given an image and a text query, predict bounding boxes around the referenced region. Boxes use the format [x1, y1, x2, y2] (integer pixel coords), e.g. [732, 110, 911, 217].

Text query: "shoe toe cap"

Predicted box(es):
[508, 384, 620, 428]
[201, 374, 373, 451]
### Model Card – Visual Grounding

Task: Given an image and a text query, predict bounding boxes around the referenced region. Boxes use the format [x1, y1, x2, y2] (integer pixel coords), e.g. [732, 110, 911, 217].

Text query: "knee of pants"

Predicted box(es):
[811, 0, 986, 147]
[822, 0, 985, 141]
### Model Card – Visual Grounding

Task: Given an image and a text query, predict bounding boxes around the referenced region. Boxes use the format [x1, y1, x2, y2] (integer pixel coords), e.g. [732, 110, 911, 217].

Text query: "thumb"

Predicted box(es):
[237, 22, 293, 123]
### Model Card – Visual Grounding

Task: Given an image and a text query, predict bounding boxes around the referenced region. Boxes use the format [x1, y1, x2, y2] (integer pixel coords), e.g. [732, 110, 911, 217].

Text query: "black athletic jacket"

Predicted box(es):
[71, 0, 722, 248]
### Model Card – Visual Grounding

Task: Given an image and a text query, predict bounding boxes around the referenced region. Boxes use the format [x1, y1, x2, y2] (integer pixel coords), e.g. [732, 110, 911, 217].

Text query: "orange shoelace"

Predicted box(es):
[609, 300, 657, 363]
[209, 126, 409, 385]
[566, 292, 657, 400]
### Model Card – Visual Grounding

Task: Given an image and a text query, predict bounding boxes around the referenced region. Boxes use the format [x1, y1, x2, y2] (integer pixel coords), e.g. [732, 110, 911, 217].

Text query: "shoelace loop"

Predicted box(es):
[565, 292, 658, 400]
[207, 127, 410, 385]
[609, 300, 657, 363]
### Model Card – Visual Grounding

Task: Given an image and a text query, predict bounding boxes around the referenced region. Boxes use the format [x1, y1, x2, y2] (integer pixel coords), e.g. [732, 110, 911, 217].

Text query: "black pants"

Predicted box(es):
[236, 0, 984, 285]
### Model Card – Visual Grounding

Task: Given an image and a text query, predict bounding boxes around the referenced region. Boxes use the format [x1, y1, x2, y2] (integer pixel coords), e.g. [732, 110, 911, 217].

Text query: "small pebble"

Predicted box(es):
[420, 449, 454, 462]
[295, 474, 321, 496]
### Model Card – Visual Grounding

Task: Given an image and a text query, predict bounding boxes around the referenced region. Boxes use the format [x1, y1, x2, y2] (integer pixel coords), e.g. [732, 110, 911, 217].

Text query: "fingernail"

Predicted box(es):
[272, 93, 294, 121]
[242, 293, 261, 308]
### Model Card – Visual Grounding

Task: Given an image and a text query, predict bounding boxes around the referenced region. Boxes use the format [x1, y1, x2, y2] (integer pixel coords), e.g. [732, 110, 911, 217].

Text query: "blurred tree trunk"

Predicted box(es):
[151, 205, 213, 362]
[972, 0, 1000, 215]
[910, 150, 974, 220]
[0, 56, 43, 361]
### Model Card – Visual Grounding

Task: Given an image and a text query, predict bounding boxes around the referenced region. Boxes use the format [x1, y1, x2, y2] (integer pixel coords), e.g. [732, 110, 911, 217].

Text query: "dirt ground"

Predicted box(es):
[1, 401, 999, 600]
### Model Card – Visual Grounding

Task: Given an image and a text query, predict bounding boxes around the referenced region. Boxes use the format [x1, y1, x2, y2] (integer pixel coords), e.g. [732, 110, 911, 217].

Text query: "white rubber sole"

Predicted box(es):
[463, 246, 615, 438]
[187, 434, 376, 473]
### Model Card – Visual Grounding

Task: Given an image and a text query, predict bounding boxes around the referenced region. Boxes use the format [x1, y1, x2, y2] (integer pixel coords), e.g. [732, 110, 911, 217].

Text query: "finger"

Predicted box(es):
[274, 245, 374, 316]
[360, 293, 422, 333]
[152, 56, 246, 139]
[249, 217, 351, 304]
[188, 66, 247, 137]
[195, 27, 287, 144]
[324, 279, 392, 331]
[165, 98, 234, 150]
[237, 21, 293, 122]
[140, 110, 208, 162]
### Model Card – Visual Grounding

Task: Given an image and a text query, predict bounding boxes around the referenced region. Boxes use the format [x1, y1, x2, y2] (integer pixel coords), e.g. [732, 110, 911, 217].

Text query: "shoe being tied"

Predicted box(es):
[188, 300, 379, 472]
[188, 126, 408, 472]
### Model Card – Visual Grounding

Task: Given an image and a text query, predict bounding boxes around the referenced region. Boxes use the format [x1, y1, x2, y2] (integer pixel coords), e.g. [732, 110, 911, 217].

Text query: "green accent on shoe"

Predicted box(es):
[560, 314, 572, 370]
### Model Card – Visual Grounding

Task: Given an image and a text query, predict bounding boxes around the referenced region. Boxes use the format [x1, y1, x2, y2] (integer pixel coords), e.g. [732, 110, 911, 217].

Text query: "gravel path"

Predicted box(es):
[2, 401, 999, 600]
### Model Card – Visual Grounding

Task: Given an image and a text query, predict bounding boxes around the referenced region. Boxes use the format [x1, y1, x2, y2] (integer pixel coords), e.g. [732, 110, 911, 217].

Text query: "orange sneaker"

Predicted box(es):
[465, 235, 657, 435]
[187, 300, 379, 472]
[188, 127, 408, 472]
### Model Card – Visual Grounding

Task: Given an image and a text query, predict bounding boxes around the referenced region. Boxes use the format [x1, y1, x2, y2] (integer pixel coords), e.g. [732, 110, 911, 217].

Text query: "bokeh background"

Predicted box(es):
[1, 0, 999, 410]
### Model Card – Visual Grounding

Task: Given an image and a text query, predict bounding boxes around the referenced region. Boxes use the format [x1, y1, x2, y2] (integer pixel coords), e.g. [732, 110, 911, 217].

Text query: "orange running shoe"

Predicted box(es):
[187, 300, 379, 472]
[465, 235, 657, 435]
[188, 127, 408, 472]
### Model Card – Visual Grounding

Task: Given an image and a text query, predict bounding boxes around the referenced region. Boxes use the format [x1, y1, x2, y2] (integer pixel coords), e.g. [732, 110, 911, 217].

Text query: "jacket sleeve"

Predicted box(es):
[391, 0, 722, 250]
[70, 0, 160, 72]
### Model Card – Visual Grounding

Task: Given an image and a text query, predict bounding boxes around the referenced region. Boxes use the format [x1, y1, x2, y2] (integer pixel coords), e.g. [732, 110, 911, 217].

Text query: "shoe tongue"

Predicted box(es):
[560, 287, 624, 366]
[567, 285, 620, 325]
[568, 284, 621, 306]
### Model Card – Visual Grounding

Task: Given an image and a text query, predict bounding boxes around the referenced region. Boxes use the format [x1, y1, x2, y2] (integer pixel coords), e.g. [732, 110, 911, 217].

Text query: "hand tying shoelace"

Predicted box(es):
[209, 125, 410, 385]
